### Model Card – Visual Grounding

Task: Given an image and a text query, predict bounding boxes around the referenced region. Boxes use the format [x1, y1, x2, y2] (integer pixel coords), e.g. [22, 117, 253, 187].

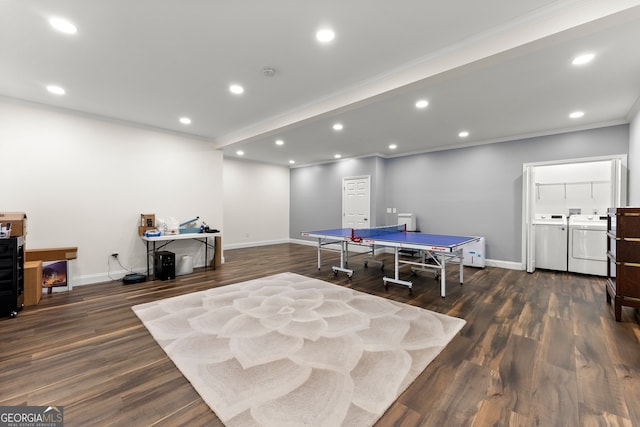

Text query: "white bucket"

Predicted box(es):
[176, 255, 194, 276]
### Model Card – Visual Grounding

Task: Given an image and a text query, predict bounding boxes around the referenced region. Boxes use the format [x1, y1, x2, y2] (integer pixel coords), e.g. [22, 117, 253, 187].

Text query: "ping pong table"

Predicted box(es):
[301, 225, 480, 296]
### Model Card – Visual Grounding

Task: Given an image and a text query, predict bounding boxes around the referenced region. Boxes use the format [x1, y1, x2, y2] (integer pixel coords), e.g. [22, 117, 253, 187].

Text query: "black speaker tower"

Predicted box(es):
[154, 251, 175, 280]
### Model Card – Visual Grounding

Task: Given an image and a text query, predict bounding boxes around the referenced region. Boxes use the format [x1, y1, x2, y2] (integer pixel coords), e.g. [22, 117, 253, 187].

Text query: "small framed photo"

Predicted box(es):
[42, 261, 68, 289]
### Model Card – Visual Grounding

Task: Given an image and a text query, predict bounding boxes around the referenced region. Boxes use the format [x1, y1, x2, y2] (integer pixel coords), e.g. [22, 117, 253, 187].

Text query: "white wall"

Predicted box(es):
[533, 160, 615, 216]
[629, 106, 640, 206]
[0, 99, 223, 286]
[223, 158, 289, 248]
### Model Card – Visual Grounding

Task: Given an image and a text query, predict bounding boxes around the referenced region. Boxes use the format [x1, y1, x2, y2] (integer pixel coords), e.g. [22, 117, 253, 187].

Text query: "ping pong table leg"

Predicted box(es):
[316, 238, 322, 270]
[345, 241, 349, 266]
[383, 247, 413, 293]
[331, 240, 354, 277]
[458, 249, 464, 284]
[440, 253, 446, 298]
[394, 247, 399, 281]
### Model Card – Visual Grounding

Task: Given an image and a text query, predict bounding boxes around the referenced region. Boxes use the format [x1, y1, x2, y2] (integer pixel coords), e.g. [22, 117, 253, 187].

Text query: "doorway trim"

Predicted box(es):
[521, 154, 627, 272]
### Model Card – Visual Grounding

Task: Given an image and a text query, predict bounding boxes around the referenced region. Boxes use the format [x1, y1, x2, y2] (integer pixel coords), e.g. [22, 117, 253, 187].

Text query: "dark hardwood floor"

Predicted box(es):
[1, 243, 639, 426]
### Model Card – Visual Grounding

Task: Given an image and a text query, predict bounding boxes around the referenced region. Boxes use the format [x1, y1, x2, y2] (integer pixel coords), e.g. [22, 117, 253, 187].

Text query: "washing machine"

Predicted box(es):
[568, 214, 608, 276]
[534, 214, 568, 271]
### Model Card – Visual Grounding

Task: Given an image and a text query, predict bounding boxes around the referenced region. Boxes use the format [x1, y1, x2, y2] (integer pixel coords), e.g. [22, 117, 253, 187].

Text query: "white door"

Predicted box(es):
[342, 176, 370, 229]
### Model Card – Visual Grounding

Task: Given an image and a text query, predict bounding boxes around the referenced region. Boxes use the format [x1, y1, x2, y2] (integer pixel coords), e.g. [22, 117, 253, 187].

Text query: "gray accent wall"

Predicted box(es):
[291, 124, 629, 264]
[290, 156, 384, 232]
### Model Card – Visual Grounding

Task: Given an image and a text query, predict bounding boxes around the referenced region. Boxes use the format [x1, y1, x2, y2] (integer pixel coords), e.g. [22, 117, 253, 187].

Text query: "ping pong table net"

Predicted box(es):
[350, 224, 406, 243]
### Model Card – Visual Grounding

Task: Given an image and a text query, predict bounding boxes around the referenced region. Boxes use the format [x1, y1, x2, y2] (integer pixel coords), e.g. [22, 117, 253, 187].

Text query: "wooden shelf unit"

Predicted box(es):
[606, 207, 640, 321]
[24, 260, 42, 306]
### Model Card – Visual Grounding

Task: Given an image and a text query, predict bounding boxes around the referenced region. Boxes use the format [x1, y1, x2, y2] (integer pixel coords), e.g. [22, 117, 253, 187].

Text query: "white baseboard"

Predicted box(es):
[291, 238, 317, 247]
[73, 271, 132, 287]
[223, 238, 291, 250]
[485, 259, 523, 270]
[70, 258, 222, 288]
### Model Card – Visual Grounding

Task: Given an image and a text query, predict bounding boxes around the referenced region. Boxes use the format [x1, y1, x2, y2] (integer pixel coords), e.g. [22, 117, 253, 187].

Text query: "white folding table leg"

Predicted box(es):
[459, 249, 464, 284]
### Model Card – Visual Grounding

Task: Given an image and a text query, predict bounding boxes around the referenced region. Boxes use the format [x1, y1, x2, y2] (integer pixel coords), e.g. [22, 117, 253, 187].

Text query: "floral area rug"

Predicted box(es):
[131, 272, 466, 426]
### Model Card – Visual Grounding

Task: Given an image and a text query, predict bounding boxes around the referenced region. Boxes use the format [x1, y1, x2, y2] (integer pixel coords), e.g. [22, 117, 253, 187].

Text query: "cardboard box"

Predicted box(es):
[140, 214, 155, 228]
[0, 212, 27, 237]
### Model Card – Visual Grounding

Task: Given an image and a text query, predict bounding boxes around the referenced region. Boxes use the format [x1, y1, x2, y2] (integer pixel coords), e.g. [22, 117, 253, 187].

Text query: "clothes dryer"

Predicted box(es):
[568, 214, 607, 276]
[534, 214, 568, 271]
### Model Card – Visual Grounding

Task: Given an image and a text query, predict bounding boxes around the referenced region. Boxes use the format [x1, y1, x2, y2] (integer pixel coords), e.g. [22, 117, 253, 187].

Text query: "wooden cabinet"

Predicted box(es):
[606, 207, 640, 321]
[24, 260, 42, 306]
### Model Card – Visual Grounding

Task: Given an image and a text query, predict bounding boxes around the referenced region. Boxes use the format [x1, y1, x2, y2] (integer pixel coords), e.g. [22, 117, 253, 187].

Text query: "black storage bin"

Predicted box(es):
[0, 236, 24, 317]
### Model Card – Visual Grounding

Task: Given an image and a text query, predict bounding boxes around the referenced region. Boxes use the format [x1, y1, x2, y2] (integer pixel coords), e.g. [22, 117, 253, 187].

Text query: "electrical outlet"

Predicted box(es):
[111, 253, 118, 259]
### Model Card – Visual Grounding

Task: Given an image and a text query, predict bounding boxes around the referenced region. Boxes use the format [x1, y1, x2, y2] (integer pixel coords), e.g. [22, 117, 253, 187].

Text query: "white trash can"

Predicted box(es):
[176, 255, 194, 276]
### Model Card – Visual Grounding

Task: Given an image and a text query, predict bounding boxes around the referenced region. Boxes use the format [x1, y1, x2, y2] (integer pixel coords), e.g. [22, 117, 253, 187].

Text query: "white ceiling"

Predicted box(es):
[2, 1, 640, 167]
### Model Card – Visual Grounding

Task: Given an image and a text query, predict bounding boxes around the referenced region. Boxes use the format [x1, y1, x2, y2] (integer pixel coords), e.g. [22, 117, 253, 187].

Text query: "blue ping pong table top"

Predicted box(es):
[305, 228, 474, 248]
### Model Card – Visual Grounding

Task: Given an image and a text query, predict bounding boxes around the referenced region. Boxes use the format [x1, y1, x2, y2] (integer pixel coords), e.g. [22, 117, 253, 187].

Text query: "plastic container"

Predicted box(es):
[0, 223, 11, 238]
[397, 213, 417, 232]
[176, 255, 194, 276]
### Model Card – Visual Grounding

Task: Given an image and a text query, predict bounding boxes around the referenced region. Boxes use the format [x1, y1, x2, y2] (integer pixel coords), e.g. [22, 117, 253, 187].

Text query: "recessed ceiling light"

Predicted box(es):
[49, 17, 77, 34]
[179, 117, 191, 125]
[46, 85, 65, 95]
[389, 144, 397, 150]
[275, 139, 284, 146]
[415, 99, 429, 109]
[458, 131, 469, 138]
[236, 150, 245, 156]
[569, 111, 584, 119]
[316, 29, 335, 43]
[289, 160, 295, 164]
[229, 84, 244, 95]
[333, 123, 343, 131]
[572, 53, 595, 66]
[334, 154, 341, 159]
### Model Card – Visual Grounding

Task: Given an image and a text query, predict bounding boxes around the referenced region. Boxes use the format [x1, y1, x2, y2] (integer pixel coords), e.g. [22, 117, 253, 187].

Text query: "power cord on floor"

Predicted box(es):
[107, 254, 138, 281]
